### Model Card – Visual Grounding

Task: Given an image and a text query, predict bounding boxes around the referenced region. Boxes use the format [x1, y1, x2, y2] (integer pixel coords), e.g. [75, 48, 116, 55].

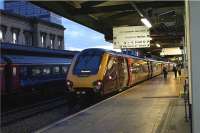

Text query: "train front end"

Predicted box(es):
[66, 49, 108, 95]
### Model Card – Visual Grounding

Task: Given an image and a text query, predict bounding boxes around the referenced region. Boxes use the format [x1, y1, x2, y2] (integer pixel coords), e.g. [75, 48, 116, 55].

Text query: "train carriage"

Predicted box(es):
[0, 57, 6, 94]
[1, 55, 71, 95]
[66, 48, 170, 99]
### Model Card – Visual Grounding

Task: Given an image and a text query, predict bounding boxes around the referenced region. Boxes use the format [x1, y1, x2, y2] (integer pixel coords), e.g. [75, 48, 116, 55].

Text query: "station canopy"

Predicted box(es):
[32, 1, 184, 57]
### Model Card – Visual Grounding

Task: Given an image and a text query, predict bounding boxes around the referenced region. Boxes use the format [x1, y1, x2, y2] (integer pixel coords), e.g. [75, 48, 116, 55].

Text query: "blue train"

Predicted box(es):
[0, 43, 78, 96]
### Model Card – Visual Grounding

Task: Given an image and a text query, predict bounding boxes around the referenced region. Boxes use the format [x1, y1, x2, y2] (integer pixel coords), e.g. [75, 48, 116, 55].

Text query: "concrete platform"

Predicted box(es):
[36, 73, 190, 133]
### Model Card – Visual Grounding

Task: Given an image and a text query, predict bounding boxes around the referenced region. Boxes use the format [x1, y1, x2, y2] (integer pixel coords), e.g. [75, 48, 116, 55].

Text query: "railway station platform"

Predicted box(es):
[36, 72, 190, 133]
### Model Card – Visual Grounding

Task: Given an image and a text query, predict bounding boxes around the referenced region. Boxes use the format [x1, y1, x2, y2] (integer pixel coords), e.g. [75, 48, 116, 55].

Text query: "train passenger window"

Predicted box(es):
[62, 66, 68, 73]
[32, 68, 41, 76]
[43, 67, 51, 75]
[132, 63, 140, 73]
[20, 67, 28, 77]
[52, 66, 60, 74]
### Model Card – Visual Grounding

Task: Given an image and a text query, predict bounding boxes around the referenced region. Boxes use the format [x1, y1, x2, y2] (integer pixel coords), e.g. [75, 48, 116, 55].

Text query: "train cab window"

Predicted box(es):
[107, 57, 115, 70]
[32, 68, 41, 76]
[52, 66, 60, 74]
[106, 56, 117, 76]
[73, 53, 102, 75]
[43, 67, 51, 75]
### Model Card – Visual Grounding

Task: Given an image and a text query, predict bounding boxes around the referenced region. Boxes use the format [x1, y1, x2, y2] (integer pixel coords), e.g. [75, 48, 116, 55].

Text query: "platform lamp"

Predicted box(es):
[141, 18, 152, 28]
[130, 2, 152, 29]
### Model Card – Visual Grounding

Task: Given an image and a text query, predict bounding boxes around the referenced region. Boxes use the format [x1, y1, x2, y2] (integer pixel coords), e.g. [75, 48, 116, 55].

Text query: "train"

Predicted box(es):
[66, 48, 174, 98]
[0, 43, 78, 96]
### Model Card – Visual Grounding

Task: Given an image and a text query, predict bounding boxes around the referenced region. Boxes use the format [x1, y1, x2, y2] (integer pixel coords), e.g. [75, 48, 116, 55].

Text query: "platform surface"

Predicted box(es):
[36, 73, 190, 133]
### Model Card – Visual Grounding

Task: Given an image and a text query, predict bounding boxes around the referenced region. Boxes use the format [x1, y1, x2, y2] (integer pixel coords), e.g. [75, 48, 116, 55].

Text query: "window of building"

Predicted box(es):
[40, 32, 46, 47]
[0, 25, 7, 42]
[11, 28, 20, 44]
[57, 36, 63, 49]
[12, 32, 17, 44]
[24, 31, 33, 46]
[0, 30, 2, 41]
[50, 34, 55, 49]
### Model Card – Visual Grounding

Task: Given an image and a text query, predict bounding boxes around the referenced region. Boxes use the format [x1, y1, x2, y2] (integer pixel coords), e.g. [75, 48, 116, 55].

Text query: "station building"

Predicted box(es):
[0, 10, 65, 50]
[4, 1, 62, 25]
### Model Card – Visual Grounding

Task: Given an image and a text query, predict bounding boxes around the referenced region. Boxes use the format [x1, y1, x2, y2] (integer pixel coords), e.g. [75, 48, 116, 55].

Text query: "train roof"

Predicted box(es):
[0, 42, 79, 58]
[3, 55, 71, 65]
[81, 48, 147, 60]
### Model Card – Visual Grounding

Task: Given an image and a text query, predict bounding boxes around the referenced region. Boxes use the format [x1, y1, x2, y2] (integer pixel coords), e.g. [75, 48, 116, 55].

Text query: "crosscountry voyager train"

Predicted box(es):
[66, 48, 174, 98]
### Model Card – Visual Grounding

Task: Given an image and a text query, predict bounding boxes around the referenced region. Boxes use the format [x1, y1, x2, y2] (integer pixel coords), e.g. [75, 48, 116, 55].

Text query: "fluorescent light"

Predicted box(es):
[156, 43, 161, 47]
[141, 18, 152, 28]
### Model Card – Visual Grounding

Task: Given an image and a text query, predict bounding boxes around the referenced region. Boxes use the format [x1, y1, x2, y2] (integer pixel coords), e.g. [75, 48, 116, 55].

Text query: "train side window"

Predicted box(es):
[32, 67, 41, 76]
[132, 63, 139, 73]
[62, 66, 68, 73]
[43, 67, 51, 75]
[143, 63, 149, 72]
[52, 66, 60, 74]
[20, 67, 28, 77]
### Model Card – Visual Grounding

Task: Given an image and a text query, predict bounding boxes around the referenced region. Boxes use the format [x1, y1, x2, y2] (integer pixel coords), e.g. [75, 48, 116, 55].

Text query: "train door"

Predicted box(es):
[118, 57, 129, 89]
[103, 55, 118, 94]
[142, 61, 149, 80]
[132, 61, 140, 83]
[0, 64, 5, 94]
[147, 61, 151, 79]
[127, 58, 135, 86]
[150, 61, 153, 77]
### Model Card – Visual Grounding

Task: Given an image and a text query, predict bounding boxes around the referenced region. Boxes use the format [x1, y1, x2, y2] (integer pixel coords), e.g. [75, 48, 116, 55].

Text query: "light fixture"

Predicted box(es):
[141, 18, 152, 28]
[156, 43, 161, 47]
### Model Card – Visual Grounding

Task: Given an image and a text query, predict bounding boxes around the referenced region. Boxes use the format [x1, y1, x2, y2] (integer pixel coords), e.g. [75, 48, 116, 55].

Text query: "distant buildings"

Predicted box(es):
[4, 1, 62, 25]
[0, 10, 65, 50]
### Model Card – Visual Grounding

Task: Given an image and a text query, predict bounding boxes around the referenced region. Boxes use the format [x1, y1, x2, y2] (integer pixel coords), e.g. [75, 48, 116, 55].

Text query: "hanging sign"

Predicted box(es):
[113, 26, 151, 49]
[160, 47, 183, 55]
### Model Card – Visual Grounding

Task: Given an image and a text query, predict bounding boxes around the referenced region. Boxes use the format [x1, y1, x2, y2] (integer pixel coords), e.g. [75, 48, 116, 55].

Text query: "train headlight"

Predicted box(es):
[67, 81, 71, 86]
[93, 80, 102, 92]
[66, 80, 74, 92]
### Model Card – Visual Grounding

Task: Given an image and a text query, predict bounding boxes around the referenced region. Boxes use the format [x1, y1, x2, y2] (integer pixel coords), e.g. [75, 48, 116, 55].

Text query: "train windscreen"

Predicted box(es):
[73, 50, 103, 76]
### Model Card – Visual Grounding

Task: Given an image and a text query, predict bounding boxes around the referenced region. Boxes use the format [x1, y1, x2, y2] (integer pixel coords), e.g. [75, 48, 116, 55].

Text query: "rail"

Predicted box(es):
[1, 96, 67, 126]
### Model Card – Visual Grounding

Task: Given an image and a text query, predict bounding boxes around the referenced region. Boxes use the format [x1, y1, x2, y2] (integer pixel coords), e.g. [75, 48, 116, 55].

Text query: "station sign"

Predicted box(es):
[160, 47, 183, 56]
[113, 26, 151, 49]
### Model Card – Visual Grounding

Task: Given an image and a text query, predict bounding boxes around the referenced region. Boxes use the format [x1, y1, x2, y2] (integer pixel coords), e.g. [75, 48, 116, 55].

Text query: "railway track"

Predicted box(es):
[1, 96, 68, 126]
